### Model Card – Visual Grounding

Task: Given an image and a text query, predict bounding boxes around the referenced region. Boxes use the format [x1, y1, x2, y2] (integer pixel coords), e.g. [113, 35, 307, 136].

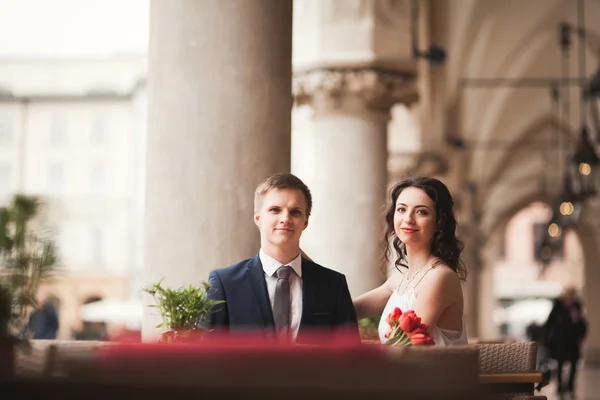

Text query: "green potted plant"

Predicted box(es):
[358, 315, 381, 342]
[0, 195, 59, 377]
[143, 280, 225, 343]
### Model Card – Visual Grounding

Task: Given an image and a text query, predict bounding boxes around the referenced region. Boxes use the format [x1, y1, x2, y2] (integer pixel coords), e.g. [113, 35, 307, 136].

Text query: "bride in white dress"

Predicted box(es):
[353, 177, 468, 346]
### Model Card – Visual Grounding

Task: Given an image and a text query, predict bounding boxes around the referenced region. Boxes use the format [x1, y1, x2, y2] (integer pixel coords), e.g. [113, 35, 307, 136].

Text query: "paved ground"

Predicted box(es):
[539, 366, 600, 399]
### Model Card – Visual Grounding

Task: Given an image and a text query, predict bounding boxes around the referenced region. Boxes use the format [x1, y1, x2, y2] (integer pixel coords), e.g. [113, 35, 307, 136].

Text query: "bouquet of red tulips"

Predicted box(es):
[384, 307, 435, 346]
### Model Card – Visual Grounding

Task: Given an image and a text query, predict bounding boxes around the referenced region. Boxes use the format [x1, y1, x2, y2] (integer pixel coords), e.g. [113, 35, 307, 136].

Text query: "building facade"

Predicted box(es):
[0, 55, 147, 338]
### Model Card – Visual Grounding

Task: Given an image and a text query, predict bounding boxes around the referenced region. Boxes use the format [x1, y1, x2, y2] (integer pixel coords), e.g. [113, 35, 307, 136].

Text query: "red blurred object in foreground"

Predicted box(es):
[106, 327, 364, 349]
[99, 328, 372, 368]
[63, 328, 478, 398]
[94, 329, 389, 390]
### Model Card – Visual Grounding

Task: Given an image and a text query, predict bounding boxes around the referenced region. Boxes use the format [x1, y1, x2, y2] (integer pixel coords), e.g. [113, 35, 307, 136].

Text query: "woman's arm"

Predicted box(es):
[353, 275, 399, 320]
[412, 267, 461, 329]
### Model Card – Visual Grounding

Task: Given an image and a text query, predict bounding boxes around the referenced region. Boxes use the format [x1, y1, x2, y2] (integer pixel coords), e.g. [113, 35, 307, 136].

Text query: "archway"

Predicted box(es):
[491, 201, 584, 339]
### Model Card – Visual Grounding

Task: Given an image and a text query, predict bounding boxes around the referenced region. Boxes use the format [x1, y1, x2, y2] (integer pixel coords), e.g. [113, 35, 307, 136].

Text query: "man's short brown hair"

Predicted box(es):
[254, 173, 312, 217]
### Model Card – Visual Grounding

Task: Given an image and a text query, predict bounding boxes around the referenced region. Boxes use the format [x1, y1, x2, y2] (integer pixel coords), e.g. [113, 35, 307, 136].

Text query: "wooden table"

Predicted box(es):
[480, 372, 543, 384]
[480, 371, 544, 397]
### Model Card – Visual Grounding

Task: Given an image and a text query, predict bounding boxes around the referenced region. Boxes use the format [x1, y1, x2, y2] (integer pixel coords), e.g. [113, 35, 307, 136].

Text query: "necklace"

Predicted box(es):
[397, 255, 434, 296]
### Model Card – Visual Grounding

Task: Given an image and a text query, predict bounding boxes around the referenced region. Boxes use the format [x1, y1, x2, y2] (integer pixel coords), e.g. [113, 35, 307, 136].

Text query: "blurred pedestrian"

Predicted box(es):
[544, 286, 587, 396]
[26, 293, 59, 339]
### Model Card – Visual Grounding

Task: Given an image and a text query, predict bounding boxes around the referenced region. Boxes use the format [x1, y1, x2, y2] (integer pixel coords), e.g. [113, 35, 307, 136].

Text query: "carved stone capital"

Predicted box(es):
[293, 67, 418, 113]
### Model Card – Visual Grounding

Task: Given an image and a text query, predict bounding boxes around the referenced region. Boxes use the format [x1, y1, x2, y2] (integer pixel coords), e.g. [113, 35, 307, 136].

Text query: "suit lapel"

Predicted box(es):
[300, 258, 317, 328]
[246, 254, 275, 327]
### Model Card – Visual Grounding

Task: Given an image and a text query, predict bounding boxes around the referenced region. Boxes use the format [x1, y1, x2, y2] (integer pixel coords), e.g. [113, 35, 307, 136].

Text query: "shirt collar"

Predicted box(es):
[259, 249, 302, 278]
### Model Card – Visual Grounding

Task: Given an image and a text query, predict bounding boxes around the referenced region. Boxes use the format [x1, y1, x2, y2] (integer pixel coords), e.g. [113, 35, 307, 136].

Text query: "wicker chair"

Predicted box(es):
[478, 342, 538, 374]
[478, 342, 546, 400]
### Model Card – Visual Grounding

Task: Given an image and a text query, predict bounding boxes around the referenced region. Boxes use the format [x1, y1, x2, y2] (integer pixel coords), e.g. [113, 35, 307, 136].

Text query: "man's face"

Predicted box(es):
[254, 188, 308, 250]
[36, 293, 47, 307]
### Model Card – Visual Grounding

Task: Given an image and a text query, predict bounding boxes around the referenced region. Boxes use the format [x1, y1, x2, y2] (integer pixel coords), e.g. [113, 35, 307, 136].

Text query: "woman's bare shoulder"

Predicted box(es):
[421, 262, 462, 292]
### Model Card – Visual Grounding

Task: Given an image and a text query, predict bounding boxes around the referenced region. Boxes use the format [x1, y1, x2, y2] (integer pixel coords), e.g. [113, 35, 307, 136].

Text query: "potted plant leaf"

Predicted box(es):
[358, 315, 381, 342]
[0, 195, 59, 378]
[143, 280, 225, 343]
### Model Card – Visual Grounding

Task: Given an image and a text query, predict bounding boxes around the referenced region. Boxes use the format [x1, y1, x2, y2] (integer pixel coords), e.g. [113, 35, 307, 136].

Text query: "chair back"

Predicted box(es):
[478, 342, 538, 374]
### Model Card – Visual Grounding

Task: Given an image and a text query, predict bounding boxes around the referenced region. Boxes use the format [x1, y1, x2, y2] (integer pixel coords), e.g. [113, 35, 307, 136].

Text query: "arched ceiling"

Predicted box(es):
[479, 159, 550, 237]
[435, 0, 600, 231]
[482, 116, 575, 191]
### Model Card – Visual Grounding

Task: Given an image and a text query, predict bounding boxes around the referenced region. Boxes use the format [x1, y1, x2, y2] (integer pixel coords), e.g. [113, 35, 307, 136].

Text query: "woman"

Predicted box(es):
[353, 177, 468, 345]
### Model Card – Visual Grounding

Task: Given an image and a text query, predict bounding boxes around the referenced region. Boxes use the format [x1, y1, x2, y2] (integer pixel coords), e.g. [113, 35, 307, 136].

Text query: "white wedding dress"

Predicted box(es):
[377, 287, 468, 346]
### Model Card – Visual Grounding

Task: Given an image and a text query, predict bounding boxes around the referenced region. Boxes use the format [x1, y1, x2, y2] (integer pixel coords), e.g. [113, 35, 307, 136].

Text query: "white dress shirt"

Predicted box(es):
[259, 249, 303, 339]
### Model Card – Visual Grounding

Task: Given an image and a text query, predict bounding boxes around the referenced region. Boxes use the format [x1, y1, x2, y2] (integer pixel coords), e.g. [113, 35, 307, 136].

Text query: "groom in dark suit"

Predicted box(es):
[206, 173, 359, 343]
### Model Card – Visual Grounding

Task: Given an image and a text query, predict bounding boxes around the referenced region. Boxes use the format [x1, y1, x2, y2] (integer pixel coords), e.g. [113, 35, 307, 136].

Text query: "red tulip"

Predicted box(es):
[410, 333, 435, 345]
[407, 323, 430, 338]
[386, 307, 403, 326]
[398, 310, 422, 334]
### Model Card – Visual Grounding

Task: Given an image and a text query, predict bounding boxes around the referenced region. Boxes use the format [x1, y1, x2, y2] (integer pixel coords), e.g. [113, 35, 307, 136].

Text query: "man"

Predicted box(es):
[206, 173, 359, 343]
[544, 286, 587, 396]
[27, 293, 59, 339]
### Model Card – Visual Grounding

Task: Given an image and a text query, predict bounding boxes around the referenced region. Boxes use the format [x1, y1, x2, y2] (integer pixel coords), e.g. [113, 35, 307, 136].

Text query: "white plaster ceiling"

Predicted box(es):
[437, 0, 600, 230]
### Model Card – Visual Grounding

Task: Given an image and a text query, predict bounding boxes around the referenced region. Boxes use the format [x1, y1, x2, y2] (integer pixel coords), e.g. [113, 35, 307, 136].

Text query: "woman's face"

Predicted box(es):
[394, 187, 437, 248]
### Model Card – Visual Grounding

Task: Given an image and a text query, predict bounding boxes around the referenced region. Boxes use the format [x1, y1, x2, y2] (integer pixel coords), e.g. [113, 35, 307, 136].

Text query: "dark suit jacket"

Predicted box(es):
[544, 298, 587, 360]
[205, 254, 359, 343]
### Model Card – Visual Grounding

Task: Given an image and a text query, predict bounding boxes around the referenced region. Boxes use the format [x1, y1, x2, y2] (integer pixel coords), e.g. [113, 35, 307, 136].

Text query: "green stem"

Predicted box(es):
[388, 329, 413, 346]
[399, 334, 413, 346]
[386, 328, 403, 345]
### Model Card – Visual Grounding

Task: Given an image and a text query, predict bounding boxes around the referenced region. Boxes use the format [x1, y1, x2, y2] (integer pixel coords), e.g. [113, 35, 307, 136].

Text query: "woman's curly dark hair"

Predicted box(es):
[381, 176, 467, 281]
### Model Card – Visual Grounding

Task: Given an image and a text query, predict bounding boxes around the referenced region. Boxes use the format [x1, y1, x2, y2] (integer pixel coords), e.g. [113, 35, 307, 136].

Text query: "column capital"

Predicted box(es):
[293, 65, 418, 113]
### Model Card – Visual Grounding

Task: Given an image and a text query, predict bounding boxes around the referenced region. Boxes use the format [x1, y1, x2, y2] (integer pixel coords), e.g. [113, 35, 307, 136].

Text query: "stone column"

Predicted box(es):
[579, 199, 600, 365]
[477, 247, 499, 339]
[142, 0, 293, 340]
[292, 69, 416, 296]
[291, 0, 418, 297]
[457, 183, 482, 339]
[583, 248, 600, 365]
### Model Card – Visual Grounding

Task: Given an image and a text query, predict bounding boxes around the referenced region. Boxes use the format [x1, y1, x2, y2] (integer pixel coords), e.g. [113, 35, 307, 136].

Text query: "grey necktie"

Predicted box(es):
[273, 265, 293, 332]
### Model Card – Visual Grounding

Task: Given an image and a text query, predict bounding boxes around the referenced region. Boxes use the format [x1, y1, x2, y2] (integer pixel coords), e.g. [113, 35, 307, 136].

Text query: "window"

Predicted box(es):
[0, 163, 11, 195]
[91, 114, 107, 145]
[90, 228, 104, 267]
[0, 117, 14, 144]
[89, 164, 106, 195]
[50, 115, 67, 144]
[47, 163, 64, 196]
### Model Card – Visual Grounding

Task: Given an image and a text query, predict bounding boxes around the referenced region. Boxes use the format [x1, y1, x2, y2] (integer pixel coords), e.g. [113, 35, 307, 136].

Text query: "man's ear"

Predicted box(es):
[254, 212, 261, 227]
[302, 218, 308, 230]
